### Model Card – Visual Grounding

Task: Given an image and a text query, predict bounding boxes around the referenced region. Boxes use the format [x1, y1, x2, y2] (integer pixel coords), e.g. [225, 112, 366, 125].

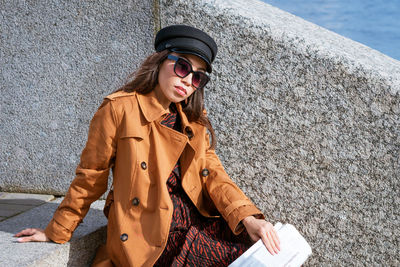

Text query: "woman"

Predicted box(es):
[15, 25, 280, 266]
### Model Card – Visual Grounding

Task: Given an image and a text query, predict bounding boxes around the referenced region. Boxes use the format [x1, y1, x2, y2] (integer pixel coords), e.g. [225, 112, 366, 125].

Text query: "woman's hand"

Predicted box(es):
[14, 228, 50, 243]
[242, 216, 280, 255]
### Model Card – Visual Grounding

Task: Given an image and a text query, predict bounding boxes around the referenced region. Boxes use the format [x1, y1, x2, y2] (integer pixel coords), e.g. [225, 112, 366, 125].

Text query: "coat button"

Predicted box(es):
[141, 161, 147, 170]
[201, 168, 209, 177]
[132, 197, 140, 206]
[120, 233, 128, 242]
[185, 127, 194, 140]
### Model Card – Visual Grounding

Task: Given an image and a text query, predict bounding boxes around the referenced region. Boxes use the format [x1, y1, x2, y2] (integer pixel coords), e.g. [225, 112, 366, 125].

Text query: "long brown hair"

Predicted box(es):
[116, 50, 216, 149]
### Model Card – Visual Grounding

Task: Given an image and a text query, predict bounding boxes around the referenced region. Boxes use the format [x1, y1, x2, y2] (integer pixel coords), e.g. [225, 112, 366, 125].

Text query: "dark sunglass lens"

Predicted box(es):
[175, 59, 191, 77]
[192, 73, 202, 88]
[192, 72, 208, 89]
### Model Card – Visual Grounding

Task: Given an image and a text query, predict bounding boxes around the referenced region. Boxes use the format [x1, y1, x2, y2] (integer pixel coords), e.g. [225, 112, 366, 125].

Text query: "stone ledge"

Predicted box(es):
[0, 192, 55, 221]
[0, 198, 107, 267]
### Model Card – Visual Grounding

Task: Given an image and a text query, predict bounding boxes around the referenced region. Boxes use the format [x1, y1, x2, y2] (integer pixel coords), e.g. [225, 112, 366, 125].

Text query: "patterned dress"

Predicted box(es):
[154, 105, 251, 267]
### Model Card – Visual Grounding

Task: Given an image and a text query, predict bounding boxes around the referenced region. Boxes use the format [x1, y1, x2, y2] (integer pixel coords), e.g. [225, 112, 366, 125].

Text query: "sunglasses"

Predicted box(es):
[167, 54, 209, 90]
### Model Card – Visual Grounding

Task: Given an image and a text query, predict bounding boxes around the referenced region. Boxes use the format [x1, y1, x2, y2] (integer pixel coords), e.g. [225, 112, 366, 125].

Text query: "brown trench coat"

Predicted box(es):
[44, 90, 263, 266]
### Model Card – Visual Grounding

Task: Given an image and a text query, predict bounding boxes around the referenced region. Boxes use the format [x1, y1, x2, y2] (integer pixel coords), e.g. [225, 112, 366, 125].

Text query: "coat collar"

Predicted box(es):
[136, 90, 169, 122]
[175, 102, 190, 129]
[135, 90, 202, 142]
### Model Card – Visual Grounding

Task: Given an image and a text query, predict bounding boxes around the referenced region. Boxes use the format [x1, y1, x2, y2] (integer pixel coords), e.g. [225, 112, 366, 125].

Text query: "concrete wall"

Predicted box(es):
[1, 0, 399, 265]
[1, 0, 157, 193]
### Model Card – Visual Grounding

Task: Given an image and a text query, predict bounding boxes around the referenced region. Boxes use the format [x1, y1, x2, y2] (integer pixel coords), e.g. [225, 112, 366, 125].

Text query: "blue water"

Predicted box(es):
[262, 0, 400, 61]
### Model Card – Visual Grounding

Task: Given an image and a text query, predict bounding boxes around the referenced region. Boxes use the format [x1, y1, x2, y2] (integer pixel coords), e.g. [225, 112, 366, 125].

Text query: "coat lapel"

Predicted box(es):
[176, 103, 203, 184]
[135, 92, 201, 185]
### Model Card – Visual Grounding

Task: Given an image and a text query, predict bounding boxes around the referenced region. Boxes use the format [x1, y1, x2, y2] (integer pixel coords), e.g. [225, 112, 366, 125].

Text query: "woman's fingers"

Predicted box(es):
[242, 216, 281, 255]
[14, 228, 48, 242]
[259, 222, 280, 254]
[258, 223, 281, 255]
[260, 232, 275, 255]
[266, 230, 280, 254]
[14, 228, 38, 237]
[17, 235, 36, 243]
[271, 229, 281, 248]
[258, 223, 280, 255]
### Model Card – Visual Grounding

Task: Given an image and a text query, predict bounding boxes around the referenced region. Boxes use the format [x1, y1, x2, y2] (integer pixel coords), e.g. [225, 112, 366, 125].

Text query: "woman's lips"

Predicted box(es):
[175, 86, 187, 96]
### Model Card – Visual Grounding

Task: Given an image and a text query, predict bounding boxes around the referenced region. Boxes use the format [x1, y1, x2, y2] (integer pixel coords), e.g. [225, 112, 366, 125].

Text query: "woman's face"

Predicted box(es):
[154, 52, 207, 108]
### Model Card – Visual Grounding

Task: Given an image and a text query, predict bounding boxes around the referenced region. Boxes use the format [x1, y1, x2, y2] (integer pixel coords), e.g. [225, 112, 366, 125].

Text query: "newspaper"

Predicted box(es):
[229, 223, 312, 267]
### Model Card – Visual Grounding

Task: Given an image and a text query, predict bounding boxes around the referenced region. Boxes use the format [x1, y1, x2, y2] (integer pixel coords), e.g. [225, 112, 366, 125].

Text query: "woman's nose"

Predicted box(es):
[181, 73, 193, 86]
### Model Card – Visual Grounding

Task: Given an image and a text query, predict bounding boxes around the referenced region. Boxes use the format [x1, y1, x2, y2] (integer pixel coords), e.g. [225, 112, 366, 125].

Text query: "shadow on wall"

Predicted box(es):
[0, 200, 106, 266]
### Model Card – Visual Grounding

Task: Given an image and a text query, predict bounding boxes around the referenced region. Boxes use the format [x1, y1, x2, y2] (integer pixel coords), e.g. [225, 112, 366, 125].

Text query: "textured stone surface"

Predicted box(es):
[0, 192, 54, 203]
[0, 198, 106, 266]
[1, 0, 400, 265]
[0, 0, 156, 194]
[160, 0, 399, 265]
[0, 192, 54, 221]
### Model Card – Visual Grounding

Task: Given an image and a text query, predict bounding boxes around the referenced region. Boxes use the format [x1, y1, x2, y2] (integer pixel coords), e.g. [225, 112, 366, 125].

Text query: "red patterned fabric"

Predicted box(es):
[154, 107, 251, 267]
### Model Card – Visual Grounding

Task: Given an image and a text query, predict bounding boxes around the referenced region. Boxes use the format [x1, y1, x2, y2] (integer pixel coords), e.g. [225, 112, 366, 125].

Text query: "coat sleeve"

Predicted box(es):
[204, 133, 265, 235]
[44, 99, 119, 243]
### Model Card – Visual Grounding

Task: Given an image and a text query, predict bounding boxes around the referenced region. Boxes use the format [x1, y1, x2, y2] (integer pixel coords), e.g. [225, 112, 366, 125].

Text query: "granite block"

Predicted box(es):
[0, 192, 55, 205]
[0, 0, 156, 195]
[160, 0, 400, 265]
[0, 198, 107, 266]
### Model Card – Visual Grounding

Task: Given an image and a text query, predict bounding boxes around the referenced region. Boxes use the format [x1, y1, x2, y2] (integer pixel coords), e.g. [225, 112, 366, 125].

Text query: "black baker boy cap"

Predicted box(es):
[154, 25, 218, 73]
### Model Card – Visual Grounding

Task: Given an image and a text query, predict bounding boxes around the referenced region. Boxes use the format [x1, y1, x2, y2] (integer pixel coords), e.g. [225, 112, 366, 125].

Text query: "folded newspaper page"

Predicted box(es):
[229, 223, 312, 267]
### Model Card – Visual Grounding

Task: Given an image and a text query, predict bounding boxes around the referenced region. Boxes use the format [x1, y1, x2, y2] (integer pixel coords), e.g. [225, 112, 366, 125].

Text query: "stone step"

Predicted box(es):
[0, 192, 55, 221]
[0, 196, 107, 267]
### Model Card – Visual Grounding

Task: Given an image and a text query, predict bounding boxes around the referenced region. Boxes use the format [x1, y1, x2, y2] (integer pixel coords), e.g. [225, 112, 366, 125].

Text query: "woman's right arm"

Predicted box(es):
[15, 99, 119, 243]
